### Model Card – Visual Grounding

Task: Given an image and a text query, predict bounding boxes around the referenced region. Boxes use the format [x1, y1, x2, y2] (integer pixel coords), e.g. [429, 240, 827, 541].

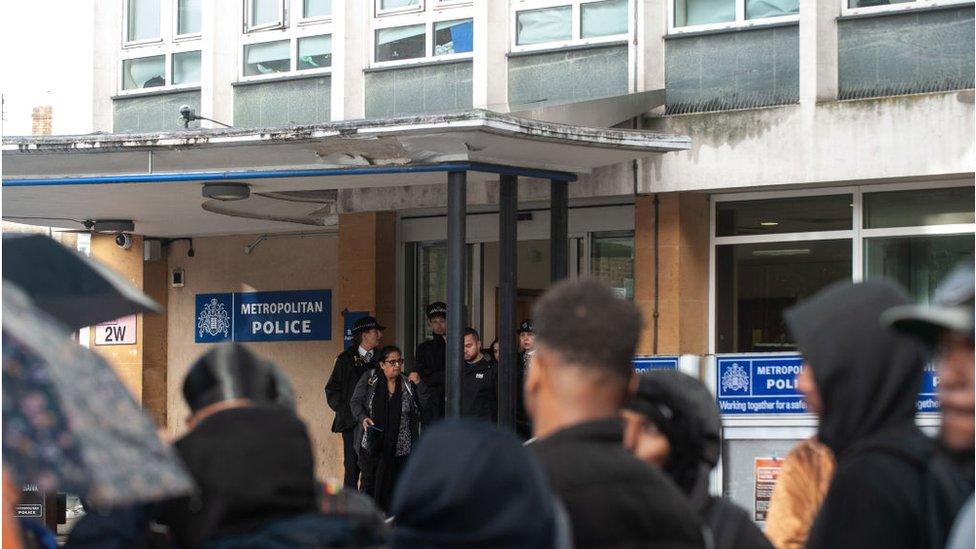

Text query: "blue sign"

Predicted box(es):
[634, 356, 679, 372]
[343, 311, 369, 346]
[195, 290, 332, 343]
[716, 353, 941, 415]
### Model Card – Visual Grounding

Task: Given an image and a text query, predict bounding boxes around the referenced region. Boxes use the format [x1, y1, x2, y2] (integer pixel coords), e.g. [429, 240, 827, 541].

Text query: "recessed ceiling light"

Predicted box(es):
[202, 183, 250, 201]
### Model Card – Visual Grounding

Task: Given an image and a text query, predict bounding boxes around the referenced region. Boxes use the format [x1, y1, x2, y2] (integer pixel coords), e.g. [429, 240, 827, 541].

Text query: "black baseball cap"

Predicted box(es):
[518, 319, 534, 334]
[883, 263, 975, 348]
[353, 316, 385, 335]
[426, 302, 447, 320]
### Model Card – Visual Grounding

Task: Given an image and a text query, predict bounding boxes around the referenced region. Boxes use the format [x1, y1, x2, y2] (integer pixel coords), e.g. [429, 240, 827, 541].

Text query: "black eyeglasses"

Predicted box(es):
[383, 359, 405, 366]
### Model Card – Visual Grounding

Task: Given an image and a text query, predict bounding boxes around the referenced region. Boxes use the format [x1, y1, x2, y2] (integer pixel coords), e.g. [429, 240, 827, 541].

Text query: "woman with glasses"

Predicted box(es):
[350, 345, 429, 513]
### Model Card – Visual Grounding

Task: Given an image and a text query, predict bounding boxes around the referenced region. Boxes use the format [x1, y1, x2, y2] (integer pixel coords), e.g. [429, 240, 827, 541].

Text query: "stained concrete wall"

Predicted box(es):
[165, 235, 343, 481]
[233, 76, 332, 128]
[364, 62, 473, 119]
[838, 6, 975, 100]
[508, 45, 629, 109]
[113, 90, 201, 133]
[665, 25, 800, 114]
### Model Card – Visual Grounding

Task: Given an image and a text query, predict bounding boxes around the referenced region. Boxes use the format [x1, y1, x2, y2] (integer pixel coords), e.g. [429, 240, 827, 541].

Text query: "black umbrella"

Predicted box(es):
[2, 233, 160, 330]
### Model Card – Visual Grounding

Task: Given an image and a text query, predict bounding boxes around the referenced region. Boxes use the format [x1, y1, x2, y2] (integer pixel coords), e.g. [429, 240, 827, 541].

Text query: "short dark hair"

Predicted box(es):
[463, 327, 481, 341]
[379, 345, 402, 363]
[533, 278, 642, 380]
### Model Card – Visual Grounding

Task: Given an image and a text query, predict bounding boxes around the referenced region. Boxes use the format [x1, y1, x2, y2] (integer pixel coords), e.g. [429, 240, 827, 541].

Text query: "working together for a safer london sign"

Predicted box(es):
[716, 353, 939, 415]
[195, 290, 331, 343]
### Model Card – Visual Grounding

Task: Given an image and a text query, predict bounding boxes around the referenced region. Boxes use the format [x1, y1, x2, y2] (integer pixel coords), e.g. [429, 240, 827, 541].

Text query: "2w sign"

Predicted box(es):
[95, 315, 137, 346]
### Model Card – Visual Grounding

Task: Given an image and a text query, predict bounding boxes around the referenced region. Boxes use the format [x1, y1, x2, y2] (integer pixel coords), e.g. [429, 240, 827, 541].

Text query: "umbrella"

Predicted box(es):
[2, 233, 160, 330]
[2, 282, 194, 506]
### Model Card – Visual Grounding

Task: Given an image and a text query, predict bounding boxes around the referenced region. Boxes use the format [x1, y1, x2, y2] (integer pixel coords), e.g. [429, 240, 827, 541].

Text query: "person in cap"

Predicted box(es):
[786, 279, 969, 549]
[623, 371, 772, 549]
[525, 278, 705, 549]
[409, 302, 447, 422]
[884, 263, 975, 549]
[325, 315, 384, 489]
[515, 319, 535, 438]
[461, 327, 497, 422]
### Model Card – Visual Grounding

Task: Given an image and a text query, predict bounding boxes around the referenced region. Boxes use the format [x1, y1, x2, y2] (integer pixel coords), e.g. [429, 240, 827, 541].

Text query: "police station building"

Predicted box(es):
[3, 0, 974, 521]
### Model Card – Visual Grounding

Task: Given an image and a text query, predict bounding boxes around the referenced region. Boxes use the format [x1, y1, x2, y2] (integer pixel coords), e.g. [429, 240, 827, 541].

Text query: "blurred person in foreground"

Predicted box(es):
[623, 370, 772, 549]
[762, 438, 834, 549]
[885, 263, 975, 549]
[784, 280, 969, 549]
[350, 345, 428, 514]
[524, 278, 704, 549]
[389, 419, 571, 549]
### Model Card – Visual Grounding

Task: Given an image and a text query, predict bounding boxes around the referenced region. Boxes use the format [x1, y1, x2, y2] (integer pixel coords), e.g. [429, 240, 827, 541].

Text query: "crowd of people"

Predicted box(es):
[36, 266, 976, 547]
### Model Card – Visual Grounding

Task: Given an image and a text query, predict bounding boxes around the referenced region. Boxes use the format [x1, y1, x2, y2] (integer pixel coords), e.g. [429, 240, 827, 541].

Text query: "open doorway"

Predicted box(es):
[482, 239, 551, 347]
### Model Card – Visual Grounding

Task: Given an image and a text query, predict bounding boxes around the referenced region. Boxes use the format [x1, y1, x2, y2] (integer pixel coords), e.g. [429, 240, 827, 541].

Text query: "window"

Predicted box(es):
[378, 0, 422, 15]
[244, 40, 290, 76]
[246, 0, 284, 31]
[434, 19, 474, 55]
[172, 50, 201, 84]
[304, 0, 332, 19]
[127, 0, 161, 43]
[298, 35, 332, 70]
[513, 1, 630, 51]
[672, 0, 798, 31]
[376, 24, 426, 62]
[591, 231, 635, 299]
[122, 56, 166, 90]
[712, 184, 976, 354]
[370, 0, 472, 67]
[176, 0, 201, 36]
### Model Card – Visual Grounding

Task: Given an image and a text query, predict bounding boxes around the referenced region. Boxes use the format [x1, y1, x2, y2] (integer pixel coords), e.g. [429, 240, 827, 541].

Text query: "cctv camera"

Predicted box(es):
[180, 105, 193, 119]
[115, 232, 133, 250]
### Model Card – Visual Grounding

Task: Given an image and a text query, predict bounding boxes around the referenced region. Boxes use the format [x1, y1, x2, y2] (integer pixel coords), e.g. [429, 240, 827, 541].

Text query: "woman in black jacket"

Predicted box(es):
[350, 346, 428, 513]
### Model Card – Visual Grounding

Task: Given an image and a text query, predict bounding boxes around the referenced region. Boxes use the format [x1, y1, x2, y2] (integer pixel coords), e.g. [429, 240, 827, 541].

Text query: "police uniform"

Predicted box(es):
[516, 319, 534, 439]
[324, 315, 383, 489]
[413, 302, 447, 421]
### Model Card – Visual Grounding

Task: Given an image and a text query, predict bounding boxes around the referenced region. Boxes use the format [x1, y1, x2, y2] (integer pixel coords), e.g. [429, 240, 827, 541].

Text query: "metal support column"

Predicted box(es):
[446, 171, 466, 418]
[497, 174, 518, 430]
[550, 179, 569, 282]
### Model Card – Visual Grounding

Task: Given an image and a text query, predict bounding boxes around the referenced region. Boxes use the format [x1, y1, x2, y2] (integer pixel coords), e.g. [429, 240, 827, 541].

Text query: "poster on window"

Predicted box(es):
[754, 457, 783, 522]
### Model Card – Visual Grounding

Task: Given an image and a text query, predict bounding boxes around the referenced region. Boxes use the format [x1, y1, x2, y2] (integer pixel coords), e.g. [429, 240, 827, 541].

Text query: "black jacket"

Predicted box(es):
[413, 335, 446, 389]
[515, 351, 532, 437]
[785, 280, 970, 549]
[461, 355, 497, 422]
[532, 418, 705, 549]
[325, 346, 376, 433]
[702, 496, 772, 549]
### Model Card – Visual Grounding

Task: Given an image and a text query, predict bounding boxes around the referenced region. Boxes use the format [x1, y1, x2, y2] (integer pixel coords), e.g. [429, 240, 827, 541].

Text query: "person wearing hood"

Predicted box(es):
[389, 419, 570, 548]
[785, 279, 968, 549]
[409, 302, 447, 422]
[884, 263, 975, 549]
[623, 371, 772, 549]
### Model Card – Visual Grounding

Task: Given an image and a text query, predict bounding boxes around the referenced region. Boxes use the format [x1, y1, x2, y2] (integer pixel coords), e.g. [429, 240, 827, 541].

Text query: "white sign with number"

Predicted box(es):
[95, 315, 137, 345]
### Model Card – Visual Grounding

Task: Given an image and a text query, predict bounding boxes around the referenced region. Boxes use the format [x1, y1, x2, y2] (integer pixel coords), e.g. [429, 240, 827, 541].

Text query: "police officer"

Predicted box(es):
[325, 315, 383, 489]
[409, 302, 447, 421]
[516, 319, 535, 438]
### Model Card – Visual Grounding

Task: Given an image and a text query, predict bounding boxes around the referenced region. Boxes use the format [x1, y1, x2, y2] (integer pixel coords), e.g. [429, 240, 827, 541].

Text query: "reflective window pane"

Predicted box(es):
[304, 0, 332, 18]
[243, 40, 290, 76]
[298, 35, 332, 70]
[674, 0, 735, 27]
[865, 234, 975, 303]
[716, 195, 853, 237]
[582, 0, 629, 38]
[251, 0, 280, 27]
[177, 0, 201, 35]
[516, 6, 572, 45]
[380, 0, 419, 9]
[127, 0, 160, 42]
[376, 24, 426, 62]
[434, 19, 473, 56]
[122, 56, 165, 89]
[864, 187, 976, 229]
[418, 242, 474, 341]
[849, 0, 911, 7]
[715, 240, 852, 353]
[172, 51, 201, 85]
[746, 0, 798, 19]
[591, 231, 635, 300]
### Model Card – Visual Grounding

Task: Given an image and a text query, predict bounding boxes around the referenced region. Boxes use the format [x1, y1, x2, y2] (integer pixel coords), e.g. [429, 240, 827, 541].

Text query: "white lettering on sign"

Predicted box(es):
[766, 378, 797, 390]
[95, 315, 137, 346]
[251, 320, 313, 335]
[240, 301, 324, 315]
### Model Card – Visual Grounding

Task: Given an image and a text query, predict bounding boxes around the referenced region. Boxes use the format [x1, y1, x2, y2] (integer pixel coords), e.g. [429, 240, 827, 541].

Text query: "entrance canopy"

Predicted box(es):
[2, 109, 689, 237]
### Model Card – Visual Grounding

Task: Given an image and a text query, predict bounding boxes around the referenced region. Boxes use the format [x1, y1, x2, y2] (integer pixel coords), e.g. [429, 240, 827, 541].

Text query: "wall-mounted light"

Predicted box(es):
[760, 221, 779, 227]
[202, 183, 250, 201]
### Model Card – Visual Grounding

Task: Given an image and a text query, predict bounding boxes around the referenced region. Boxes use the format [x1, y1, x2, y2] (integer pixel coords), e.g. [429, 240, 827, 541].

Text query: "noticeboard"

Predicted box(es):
[633, 356, 679, 372]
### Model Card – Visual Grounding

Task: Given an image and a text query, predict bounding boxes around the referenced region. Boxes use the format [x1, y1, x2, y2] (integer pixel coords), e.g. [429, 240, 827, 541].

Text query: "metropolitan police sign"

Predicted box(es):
[196, 290, 332, 343]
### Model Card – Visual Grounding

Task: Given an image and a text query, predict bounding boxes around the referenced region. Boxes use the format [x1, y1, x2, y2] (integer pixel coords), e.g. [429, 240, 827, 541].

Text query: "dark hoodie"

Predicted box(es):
[389, 420, 565, 549]
[785, 280, 965, 549]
